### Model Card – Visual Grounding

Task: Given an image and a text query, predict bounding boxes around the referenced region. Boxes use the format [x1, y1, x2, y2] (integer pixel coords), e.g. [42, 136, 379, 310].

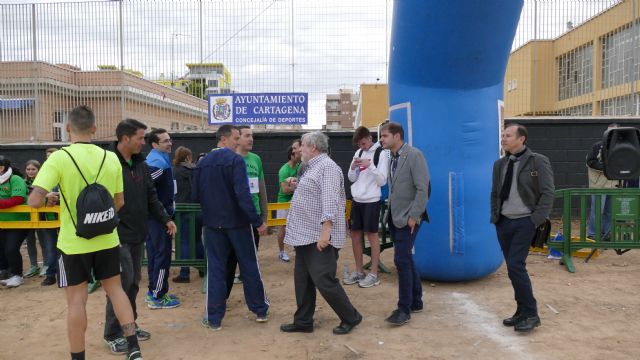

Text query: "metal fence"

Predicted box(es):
[0, 0, 392, 142]
[507, 0, 640, 118]
[0, 0, 638, 143]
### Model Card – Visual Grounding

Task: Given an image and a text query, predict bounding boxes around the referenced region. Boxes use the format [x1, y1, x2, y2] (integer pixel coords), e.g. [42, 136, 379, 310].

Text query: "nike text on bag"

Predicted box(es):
[59, 148, 119, 239]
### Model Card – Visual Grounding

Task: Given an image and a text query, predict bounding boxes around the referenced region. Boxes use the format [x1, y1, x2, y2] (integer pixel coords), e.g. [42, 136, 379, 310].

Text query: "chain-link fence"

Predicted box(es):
[1, 0, 638, 143]
[0, 0, 392, 143]
[507, 0, 640, 117]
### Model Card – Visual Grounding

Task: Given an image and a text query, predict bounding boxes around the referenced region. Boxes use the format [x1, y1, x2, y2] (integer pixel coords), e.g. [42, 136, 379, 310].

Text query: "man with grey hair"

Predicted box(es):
[280, 131, 362, 335]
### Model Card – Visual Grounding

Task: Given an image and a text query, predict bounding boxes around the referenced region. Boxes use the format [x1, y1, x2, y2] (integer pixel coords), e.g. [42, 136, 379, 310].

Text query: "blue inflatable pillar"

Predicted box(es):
[388, 0, 524, 281]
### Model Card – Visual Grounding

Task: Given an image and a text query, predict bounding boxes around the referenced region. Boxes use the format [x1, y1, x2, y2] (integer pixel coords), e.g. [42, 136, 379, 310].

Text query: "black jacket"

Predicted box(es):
[490, 147, 555, 227]
[115, 145, 171, 244]
[173, 162, 195, 203]
[586, 140, 604, 171]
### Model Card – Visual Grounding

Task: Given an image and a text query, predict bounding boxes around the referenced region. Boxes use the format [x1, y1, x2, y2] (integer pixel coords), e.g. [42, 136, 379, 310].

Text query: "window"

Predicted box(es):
[208, 79, 218, 87]
[602, 22, 640, 89]
[600, 93, 639, 116]
[557, 42, 593, 100]
[170, 121, 179, 130]
[53, 111, 66, 142]
[556, 103, 592, 116]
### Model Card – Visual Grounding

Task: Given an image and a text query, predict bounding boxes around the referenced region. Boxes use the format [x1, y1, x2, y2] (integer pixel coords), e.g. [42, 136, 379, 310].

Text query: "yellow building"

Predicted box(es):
[355, 83, 389, 129]
[504, 0, 640, 117]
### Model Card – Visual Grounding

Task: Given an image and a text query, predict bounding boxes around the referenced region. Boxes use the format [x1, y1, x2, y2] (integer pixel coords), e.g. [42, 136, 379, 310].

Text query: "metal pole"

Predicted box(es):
[633, 0, 638, 115]
[32, 3, 40, 142]
[532, 0, 537, 116]
[120, 0, 125, 121]
[199, 0, 204, 128]
[291, 0, 294, 91]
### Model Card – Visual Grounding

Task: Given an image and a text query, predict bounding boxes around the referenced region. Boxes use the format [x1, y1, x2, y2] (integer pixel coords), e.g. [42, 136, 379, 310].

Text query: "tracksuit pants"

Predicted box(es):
[146, 219, 172, 299]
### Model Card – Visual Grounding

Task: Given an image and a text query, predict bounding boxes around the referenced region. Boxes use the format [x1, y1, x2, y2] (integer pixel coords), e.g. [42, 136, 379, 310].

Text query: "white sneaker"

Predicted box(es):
[5, 275, 23, 288]
[233, 274, 243, 284]
[279, 251, 290, 262]
[358, 273, 380, 288]
[39, 266, 48, 277]
[343, 271, 365, 285]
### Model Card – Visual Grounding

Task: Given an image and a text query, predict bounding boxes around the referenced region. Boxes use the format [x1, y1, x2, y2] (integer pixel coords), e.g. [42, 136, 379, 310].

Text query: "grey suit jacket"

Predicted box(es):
[490, 148, 555, 227]
[388, 144, 430, 228]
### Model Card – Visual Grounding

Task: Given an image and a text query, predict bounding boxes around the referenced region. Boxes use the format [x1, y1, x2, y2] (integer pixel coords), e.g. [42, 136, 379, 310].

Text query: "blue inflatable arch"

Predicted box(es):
[388, 0, 524, 281]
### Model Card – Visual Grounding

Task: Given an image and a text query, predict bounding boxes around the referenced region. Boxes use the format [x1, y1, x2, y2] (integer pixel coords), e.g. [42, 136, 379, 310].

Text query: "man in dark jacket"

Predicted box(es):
[145, 128, 179, 309]
[103, 119, 176, 355]
[490, 123, 554, 333]
[192, 124, 269, 331]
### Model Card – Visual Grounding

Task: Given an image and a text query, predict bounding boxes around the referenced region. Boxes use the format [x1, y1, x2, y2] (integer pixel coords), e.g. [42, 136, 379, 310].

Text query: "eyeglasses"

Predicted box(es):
[159, 139, 172, 144]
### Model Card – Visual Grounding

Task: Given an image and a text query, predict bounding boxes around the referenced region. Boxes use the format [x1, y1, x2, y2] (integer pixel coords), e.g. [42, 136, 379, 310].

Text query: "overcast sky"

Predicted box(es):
[0, 0, 622, 127]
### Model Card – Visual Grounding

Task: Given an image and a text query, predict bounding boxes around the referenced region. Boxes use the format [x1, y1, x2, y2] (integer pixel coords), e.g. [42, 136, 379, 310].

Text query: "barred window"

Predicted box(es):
[557, 43, 593, 101]
[556, 103, 593, 116]
[601, 22, 640, 89]
[600, 94, 639, 116]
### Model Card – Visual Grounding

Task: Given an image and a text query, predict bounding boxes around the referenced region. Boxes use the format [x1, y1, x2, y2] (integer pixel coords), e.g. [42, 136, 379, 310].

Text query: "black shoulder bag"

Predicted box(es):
[530, 154, 551, 248]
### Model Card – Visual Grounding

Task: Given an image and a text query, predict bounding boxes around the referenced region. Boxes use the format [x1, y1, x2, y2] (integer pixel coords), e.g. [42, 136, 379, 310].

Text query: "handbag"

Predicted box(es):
[530, 154, 551, 248]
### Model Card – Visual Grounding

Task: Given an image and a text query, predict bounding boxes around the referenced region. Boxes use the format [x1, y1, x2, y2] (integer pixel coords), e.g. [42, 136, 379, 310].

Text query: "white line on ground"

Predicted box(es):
[449, 292, 534, 360]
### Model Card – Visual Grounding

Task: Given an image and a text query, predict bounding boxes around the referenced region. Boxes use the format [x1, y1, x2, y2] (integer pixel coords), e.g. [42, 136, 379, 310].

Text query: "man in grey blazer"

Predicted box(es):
[490, 123, 554, 333]
[379, 122, 430, 326]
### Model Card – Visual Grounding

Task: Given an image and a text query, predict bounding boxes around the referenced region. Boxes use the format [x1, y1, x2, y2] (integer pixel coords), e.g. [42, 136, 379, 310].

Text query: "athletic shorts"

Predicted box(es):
[350, 201, 381, 233]
[58, 245, 121, 287]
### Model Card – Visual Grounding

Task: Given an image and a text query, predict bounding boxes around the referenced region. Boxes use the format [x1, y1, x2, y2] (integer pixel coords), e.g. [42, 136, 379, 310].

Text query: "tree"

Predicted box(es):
[186, 80, 208, 99]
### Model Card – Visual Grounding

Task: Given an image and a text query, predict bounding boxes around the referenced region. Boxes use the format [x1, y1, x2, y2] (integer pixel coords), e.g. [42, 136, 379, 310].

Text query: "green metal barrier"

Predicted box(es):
[548, 188, 640, 273]
[142, 203, 205, 270]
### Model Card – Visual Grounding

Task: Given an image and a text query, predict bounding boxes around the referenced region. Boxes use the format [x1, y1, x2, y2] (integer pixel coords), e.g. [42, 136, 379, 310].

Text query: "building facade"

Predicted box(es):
[325, 88, 358, 129]
[504, 0, 640, 117]
[0, 61, 208, 143]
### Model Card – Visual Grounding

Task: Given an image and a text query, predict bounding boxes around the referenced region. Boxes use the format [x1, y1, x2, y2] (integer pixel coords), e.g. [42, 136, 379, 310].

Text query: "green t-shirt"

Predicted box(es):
[277, 162, 300, 203]
[242, 152, 264, 215]
[33, 143, 123, 255]
[0, 175, 29, 221]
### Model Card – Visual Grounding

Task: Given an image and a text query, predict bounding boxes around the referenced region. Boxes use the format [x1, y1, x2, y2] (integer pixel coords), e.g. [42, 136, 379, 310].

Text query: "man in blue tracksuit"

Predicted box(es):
[145, 128, 180, 309]
[192, 124, 269, 331]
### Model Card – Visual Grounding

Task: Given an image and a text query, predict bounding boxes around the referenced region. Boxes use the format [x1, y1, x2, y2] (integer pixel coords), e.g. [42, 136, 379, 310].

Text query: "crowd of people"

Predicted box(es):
[0, 103, 582, 359]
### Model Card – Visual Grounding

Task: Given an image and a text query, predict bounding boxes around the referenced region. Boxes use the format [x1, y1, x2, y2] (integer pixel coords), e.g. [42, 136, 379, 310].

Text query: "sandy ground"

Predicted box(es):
[2, 233, 640, 360]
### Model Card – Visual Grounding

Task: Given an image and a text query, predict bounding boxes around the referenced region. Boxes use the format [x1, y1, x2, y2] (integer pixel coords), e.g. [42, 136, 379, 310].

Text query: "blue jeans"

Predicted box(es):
[495, 216, 537, 317]
[587, 195, 611, 238]
[178, 213, 204, 279]
[203, 226, 268, 326]
[39, 228, 59, 277]
[388, 216, 423, 315]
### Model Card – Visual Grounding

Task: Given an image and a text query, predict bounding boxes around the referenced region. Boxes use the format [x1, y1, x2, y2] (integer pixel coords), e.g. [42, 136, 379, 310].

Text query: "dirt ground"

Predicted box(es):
[2, 233, 640, 360]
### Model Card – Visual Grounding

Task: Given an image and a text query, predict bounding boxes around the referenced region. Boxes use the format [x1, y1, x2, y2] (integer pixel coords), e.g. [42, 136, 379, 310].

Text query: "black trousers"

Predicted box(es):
[104, 242, 143, 340]
[495, 216, 537, 317]
[292, 243, 360, 327]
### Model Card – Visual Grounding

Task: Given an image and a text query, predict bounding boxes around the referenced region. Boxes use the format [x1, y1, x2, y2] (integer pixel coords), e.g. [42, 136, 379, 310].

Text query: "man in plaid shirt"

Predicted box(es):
[280, 131, 362, 335]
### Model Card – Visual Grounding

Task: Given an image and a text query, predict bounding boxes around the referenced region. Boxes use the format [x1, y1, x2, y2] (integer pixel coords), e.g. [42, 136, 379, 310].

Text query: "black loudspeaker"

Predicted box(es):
[602, 127, 640, 180]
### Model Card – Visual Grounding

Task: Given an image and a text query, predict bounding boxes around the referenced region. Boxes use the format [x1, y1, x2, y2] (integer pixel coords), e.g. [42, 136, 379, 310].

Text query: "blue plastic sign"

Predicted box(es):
[208, 93, 308, 125]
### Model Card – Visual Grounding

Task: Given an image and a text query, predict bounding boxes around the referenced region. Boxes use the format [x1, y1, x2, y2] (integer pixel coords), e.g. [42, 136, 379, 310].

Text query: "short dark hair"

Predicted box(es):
[116, 118, 148, 141]
[380, 122, 404, 140]
[236, 125, 251, 135]
[45, 148, 58, 155]
[68, 105, 95, 134]
[505, 123, 528, 144]
[216, 124, 238, 143]
[147, 128, 168, 146]
[287, 139, 301, 160]
[352, 126, 371, 145]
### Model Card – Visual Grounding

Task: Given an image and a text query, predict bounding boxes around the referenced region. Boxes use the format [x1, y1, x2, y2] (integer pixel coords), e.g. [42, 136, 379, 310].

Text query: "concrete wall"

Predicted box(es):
[2, 119, 639, 210]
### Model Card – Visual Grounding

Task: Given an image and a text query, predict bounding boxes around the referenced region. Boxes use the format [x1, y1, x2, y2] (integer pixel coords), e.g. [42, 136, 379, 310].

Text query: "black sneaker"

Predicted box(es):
[136, 326, 151, 341]
[385, 309, 410, 326]
[41, 276, 56, 286]
[0, 269, 9, 281]
[125, 348, 143, 360]
[104, 337, 128, 355]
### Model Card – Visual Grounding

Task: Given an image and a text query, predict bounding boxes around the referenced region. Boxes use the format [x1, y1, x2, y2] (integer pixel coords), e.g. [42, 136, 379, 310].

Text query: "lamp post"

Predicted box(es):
[171, 33, 190, 87]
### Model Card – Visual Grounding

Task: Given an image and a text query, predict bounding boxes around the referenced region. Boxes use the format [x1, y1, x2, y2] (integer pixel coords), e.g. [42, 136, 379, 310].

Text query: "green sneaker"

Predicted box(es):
[24, 265, 40, 278]
[88, 280, 102, 294]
